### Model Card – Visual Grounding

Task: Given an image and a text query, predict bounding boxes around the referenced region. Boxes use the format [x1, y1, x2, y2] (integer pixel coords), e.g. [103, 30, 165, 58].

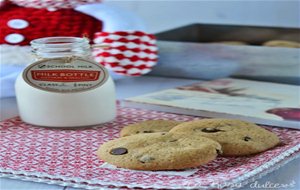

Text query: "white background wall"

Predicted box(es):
[106, 0, 300, 33]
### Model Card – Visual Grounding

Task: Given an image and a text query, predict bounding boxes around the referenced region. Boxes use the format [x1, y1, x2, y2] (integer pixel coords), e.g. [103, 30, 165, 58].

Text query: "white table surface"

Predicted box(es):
[0, 76, 299, 190]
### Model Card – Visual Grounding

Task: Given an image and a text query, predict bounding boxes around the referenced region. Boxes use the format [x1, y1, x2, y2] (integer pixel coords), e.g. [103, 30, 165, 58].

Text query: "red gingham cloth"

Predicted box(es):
[0, 107, 299, 189]
[0, 4, 103, 46]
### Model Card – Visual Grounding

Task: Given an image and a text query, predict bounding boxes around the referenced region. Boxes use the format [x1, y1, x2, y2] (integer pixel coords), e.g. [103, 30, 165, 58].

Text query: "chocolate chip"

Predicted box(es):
[161, 133, 167, 135]
[201, 128, 223, 133]
[110, 147, 128, 155]
[169, 139, 178, 142]
[143, 130, 153, 133]
[216, 149, 223, 155]
[244, 136, 252, 141]
[135, 131, 140, 134]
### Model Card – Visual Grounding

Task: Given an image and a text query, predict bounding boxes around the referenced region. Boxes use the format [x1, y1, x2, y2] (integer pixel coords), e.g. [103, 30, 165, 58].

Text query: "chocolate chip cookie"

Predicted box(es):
[97, 132, 222, 170]
[170, 119, 280, 156]
[212, 41, 248, 45]
[120, 120, 182, 137]
[263, 40, 300, 48]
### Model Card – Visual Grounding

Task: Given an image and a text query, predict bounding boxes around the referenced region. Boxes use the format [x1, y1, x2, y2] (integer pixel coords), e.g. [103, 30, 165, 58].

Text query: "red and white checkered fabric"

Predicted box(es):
[10, 0, 102, 9]
[0, 107, 300, 189]
[93, 31, 158, 76]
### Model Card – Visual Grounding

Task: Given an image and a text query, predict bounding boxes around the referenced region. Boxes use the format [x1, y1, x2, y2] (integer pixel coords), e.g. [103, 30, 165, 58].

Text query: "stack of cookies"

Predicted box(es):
[97, 119, 280, 171]
[211, 40, 300, 48]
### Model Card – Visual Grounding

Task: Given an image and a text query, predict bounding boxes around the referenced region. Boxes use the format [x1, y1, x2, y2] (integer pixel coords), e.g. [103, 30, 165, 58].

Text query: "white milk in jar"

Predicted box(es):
[15, 37, 116, 127]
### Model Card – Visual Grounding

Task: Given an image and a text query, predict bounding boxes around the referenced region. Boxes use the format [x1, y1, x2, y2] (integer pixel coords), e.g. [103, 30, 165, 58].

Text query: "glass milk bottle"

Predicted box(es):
[15, 37, 116, 127]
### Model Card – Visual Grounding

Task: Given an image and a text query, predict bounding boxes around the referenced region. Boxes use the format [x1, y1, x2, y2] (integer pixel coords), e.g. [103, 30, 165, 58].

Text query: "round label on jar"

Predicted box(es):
[23, 57, 109, 93]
